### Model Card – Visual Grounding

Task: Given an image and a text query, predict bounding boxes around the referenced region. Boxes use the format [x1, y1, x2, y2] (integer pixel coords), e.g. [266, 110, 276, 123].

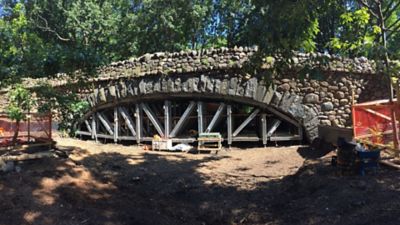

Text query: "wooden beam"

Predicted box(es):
[76, 131, 91, 136]
[227, 105, 233, 146]
[232, 109, 260, 137]
[170, 101, 196, 138]
[270, 135, 301, 141]
[84, 120, 92, 133]
[205, 103, 226, 133]
[98, 112, 114, 135]
[114, 107, 119, 143]
[141, 103, 165, 137]
[362, 107, 392, 121]
[119, 106, 136, 136]
[267, 119, 281, 137]
[266, 107, 300, 127]
[91, 114, 97, 141]
[164, 100, 172, 138]
[261, 113, 267, 146]
[197, 101, 204, 133]
[136, 104, 143, 143]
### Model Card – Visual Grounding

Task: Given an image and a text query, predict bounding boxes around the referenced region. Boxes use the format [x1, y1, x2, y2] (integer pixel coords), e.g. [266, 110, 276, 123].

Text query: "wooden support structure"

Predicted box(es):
[261, 113, 267, 146]
[114, 107, 118, 143]
[197, 102, 204, 134]
[91, 115, 97, 141]
[170, 101, 196, 137]
[232, 109, 260, 137]
[205, 103, 225, 133]
[164, 100, 171, 138]
[98, 112, 114, 135]
[77, 100, 303, 146]
[141, 103, 165, 137]
[267, 119, 281, 137]
[227, 105, 233, 146]
[136, 104, 143, 143]
[84, 120, 92, 134]
[119, 106, 136, 136]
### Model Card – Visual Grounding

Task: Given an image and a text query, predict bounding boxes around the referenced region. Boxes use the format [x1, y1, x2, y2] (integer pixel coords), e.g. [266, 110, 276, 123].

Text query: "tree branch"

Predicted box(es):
[387, 17, 400, 30]
[358, 0, 379, 19]
[387, 22, 400, 38]
[384, 0, 400, 20]
[34, 14, 70, 42]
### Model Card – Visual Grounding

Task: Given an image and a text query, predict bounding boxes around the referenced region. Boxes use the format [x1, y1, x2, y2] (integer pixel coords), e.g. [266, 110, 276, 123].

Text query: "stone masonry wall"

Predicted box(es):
[273, 72, 388, 128]
[6, 47, 390, 134]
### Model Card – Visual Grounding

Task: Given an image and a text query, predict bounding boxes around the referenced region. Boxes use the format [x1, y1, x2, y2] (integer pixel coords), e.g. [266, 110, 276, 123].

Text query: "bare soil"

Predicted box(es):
[1, 138, 400, 225]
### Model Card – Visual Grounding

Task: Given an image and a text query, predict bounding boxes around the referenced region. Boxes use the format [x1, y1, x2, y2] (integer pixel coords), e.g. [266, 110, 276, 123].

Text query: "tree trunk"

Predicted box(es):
[12, 119, 20, 146]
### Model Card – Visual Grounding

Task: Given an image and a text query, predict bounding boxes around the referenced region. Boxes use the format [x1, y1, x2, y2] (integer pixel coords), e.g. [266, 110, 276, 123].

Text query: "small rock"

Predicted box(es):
[304, 93, 319, 104]
[321, 81, 329, 87]
[335, 91, 345, 99]
[321, 120, 331, 126]
[321, 102, 334, 111]
[278, 83, 291, 92]
[340, 99, 349, 105]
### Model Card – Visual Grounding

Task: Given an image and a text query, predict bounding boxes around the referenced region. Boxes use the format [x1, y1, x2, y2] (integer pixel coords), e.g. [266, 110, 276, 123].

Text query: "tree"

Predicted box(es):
[132, 0, 214, 54]
[7, 85, 33, 146]
[356, 0, 400, 152]
[0, 3, 47, 87]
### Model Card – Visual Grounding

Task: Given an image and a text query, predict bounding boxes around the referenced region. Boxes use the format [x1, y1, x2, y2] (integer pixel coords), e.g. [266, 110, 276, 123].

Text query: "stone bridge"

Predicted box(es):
[37, 47, 387, 146]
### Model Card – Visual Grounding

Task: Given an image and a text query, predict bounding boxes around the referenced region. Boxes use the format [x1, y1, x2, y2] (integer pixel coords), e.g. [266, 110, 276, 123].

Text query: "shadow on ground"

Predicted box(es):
[1, 145, 400, 225]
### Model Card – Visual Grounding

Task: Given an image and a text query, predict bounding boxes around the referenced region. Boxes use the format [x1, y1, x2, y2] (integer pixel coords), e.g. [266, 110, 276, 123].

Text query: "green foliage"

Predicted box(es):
[7, 84, 33, 122]
[36, 84, 89, 136]
[245, 0, 322, 54]
[328, 7, 378, 56]
[0, 3, 48, 87]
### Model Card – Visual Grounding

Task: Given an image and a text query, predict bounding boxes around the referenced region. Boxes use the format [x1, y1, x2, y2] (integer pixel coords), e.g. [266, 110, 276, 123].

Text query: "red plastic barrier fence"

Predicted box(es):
[353, 99, 400, 150]
[0, 113, 52, 147]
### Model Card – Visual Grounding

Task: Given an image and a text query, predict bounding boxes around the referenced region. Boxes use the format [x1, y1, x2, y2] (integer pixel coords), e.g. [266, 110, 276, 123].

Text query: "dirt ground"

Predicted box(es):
[1, 138, 400, 225]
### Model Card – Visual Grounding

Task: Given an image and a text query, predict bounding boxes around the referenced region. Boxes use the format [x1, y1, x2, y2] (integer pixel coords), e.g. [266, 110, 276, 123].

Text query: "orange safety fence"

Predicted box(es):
[352, 99, 400, 150]
[0, 113, 52, 147]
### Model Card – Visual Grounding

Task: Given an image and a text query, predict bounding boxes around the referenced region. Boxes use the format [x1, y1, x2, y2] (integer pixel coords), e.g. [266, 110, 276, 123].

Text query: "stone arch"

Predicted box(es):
[81, 73, 319, 142]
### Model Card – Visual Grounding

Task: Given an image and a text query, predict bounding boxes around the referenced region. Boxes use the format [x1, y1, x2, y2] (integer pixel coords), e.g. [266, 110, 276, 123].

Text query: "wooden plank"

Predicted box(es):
[261, 113, 267, 146]
[267, 107, 300, 127]
[141, 103, 165, 137]
[170, 138, 197, 143]
[227, 105, 233, 146]
[267, 119, 281, 137]
[118, 136, 137, 141]
[164, 100, 171, 138]
[114, 107, 118, 143]
[232, 136, 260, 142]
[270, 135, 301, 141]
[205, 103, 226, 133]
[232, 109, 260, 137]
[96, 133, 114, 139]
[98, 112, 114, 135]
[361, 107, 392, 121]
[76, 131, 91, 136]
[84, 120, 92, 133]
[0, 152, 55, 162]
[197, 102, 204, 133]
[170, 101, 196, 137]
[136, 104, 143, 143]
[119, 107, 136, 136]
[91, 115, 97, 141]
